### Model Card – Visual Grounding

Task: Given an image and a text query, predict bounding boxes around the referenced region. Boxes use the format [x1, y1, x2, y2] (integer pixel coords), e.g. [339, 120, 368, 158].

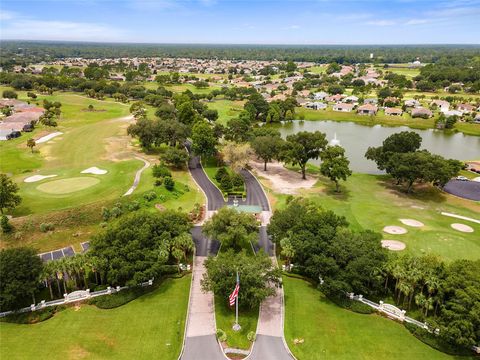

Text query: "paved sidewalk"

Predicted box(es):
[186, 257, 216, 337]
[181, 256, 225, 360]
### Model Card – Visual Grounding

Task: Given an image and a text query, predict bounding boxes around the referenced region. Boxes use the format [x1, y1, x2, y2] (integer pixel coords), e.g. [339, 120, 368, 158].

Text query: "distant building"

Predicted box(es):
[385, 107, 403, 116]
[411, 107, 433, 118]
[333, 103, 355, 112]
[404, 99, 421, 107]
[357, 104, 378, 115]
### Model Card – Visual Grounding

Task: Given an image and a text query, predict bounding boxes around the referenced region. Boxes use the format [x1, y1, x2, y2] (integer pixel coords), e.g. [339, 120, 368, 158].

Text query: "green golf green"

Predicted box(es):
[36, 177, 100, 194]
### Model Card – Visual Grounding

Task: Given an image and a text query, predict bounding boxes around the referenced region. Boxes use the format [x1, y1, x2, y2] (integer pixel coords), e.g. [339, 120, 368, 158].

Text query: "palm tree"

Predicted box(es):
[173, 233, 195, 263]
[280, 237, 295, 268]
[41, 262, 56, 300]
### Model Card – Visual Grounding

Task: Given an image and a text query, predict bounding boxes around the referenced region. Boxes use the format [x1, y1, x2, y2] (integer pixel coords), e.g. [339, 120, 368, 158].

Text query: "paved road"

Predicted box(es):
[180, 257, 225, 360]
[240, 169, 270, 211]
[186, 143, 225, 211]
[181, 151, 292, 360]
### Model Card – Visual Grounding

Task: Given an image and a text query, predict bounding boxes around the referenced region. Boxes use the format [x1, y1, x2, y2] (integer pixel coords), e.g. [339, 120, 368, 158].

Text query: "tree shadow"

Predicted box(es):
[316, 176, 352, 202]
[377, 177, 447, 204]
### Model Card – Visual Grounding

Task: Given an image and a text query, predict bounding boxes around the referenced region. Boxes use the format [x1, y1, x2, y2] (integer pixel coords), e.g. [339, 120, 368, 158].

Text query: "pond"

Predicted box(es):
[276, 121, 480, 173]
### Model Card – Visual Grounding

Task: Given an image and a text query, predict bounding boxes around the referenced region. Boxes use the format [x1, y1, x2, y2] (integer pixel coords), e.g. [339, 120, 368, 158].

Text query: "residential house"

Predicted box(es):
[326, 94, 344, 103]
[411, 107, 433, 118]
[385, 107, 403, 116]
[474, 113, 480, 123]
[404, 99, 421, 107]
[442, 110, 463, 117]
[431, 99, 450, 111]
[357, 104, 378, 115]
[364, 98, 378, 105]
[313, 91, 328, 101]
[457, 103, 476, 114]
[305, 102, 327, 110]
[384, 97, 400, 105]
[333, 103, 355, 112]
[343, 95, 359, 103]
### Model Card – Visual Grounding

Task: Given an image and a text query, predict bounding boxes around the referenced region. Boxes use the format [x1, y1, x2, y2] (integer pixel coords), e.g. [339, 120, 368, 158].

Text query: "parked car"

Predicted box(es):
[456, 176, 469, 181]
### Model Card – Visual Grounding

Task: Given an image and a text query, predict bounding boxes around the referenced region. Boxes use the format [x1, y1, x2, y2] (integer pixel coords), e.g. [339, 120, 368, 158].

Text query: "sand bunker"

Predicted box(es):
[24, 174, 57, 183]
[473, 177, 480, 182]
[383, 226, 408, 235]
[36, 132, 63, 144]
[81, 167, 107, 175]
[450, 223, 474, 233]
[381, 240, 406, 251]
[249, 160, 316, 194]
[399, 219, 424, 227]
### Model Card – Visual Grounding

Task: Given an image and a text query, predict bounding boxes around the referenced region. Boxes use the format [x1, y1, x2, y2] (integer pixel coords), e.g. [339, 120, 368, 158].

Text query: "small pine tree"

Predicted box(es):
[1, 215, 13, 234]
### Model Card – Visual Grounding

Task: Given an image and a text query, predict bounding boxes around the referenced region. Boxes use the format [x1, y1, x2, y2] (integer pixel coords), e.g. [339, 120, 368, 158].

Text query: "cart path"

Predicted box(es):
[123, 157, 150, 196]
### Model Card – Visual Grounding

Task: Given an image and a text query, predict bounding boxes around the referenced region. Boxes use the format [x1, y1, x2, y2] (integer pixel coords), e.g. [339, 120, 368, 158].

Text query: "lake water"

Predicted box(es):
[277, 121, 480, 173]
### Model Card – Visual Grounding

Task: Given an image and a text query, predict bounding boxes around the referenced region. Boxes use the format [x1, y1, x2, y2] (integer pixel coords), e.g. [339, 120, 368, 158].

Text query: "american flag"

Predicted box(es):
[229, 280, 240, 306]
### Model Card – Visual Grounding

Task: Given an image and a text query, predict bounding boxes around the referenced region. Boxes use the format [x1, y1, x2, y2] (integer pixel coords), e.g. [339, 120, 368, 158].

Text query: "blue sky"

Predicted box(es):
[1, 0, 479, 44]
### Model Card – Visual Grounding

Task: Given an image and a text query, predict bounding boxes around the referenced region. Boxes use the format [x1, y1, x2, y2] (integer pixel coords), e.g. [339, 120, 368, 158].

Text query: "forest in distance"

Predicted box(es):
[2, 41, 480, 64]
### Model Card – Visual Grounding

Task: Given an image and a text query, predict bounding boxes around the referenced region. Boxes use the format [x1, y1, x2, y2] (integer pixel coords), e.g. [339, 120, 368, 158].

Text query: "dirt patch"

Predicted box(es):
[68, 345, 91, 360]
[249, 160, 317, 194]
[381, 240, 406, 251]
[451, 223, 474, 233]
[155, 204, 166, 211]
[383, 226, 408, 235]
[399, 219, 424, 227]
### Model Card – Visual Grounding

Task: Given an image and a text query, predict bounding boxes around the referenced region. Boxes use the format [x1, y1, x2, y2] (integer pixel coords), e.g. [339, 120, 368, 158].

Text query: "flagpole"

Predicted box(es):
[233, 271, 241, 331]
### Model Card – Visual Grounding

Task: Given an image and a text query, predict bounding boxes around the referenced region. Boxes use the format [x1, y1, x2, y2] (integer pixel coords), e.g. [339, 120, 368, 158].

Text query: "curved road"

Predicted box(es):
[181, 149, 293, 360]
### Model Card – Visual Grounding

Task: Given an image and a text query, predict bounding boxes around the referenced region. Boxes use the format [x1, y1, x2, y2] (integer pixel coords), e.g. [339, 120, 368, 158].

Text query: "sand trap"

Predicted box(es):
[36, 132, 63, 144]
[249, 160, 316, 195]
[81, 167, 107, 175]
[472, 177, 480, 182]
[399, 219, 424, 227]
[450, 223, 474, 233]
[24, 174, 57, 183]
[383, 226, 408, 235]
[381, 240, 406, 251]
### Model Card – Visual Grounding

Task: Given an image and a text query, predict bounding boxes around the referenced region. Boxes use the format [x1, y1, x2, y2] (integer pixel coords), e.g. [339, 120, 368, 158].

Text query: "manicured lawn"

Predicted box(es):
[205, 99, 245, 126]
[283, 276, 456, 360]
[0, 275, 191, 360]
[165, 83, 224, 95]
[306, 66, 327, 74]
[215, 295, 258, 350]
[269, 172, 480, 262]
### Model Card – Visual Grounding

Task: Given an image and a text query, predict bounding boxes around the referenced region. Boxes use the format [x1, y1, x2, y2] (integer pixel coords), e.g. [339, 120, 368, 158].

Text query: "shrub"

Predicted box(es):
[215, 167, 229, 182]
[159, 264, 180, 275]
[231, 173, 244, 188]
[39, 223, 54, 232]
[161, 147, 188, 169]
[1, 215, 13, 234]
[126, 201, 140, 212]
[216, 328, 227, 342]
[0, 306, 65, 324]
[101, 207, 111, 221]
[154, 178, 163, 186]
[329, 296, 374, 314]
[404, 322, 471, 356]
[89, 286, 155, 309]
[143, 191, 157, 201]
[219, 174, 232, 191]
[164, 176, 175, 191]
[247, 331, 256, 342]
[2, 90, 18, 99]
[152, 164, 171, 178]
[110, 206, 123, 218]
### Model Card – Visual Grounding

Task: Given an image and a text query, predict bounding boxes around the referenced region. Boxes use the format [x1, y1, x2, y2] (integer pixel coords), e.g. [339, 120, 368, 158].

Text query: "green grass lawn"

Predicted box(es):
[0, 275, 191, 360]
[267, 172, 480, 262]
[283, 276, 459, 360]
[215, 295, 258, 350]
[205, 98, 245, 126]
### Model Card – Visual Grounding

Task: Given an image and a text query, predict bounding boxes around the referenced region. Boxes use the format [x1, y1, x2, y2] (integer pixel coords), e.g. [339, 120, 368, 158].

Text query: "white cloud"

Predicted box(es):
[0, 9, 16, 20]
[1, 19, 128, 42]
[404, 19, 431, 25]
[366, 20, 396, 26]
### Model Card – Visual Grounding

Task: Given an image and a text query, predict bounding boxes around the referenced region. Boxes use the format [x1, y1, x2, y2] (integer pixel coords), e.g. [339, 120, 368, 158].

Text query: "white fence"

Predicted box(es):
[0, 279, 154, 318]
[348, 293, 436, 333]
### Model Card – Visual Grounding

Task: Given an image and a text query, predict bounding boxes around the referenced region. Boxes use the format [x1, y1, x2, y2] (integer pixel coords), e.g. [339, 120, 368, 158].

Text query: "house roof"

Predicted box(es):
[358, 104, 377, 111]
[385, 107, 403, 114]
[334, 103, 354, 110]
